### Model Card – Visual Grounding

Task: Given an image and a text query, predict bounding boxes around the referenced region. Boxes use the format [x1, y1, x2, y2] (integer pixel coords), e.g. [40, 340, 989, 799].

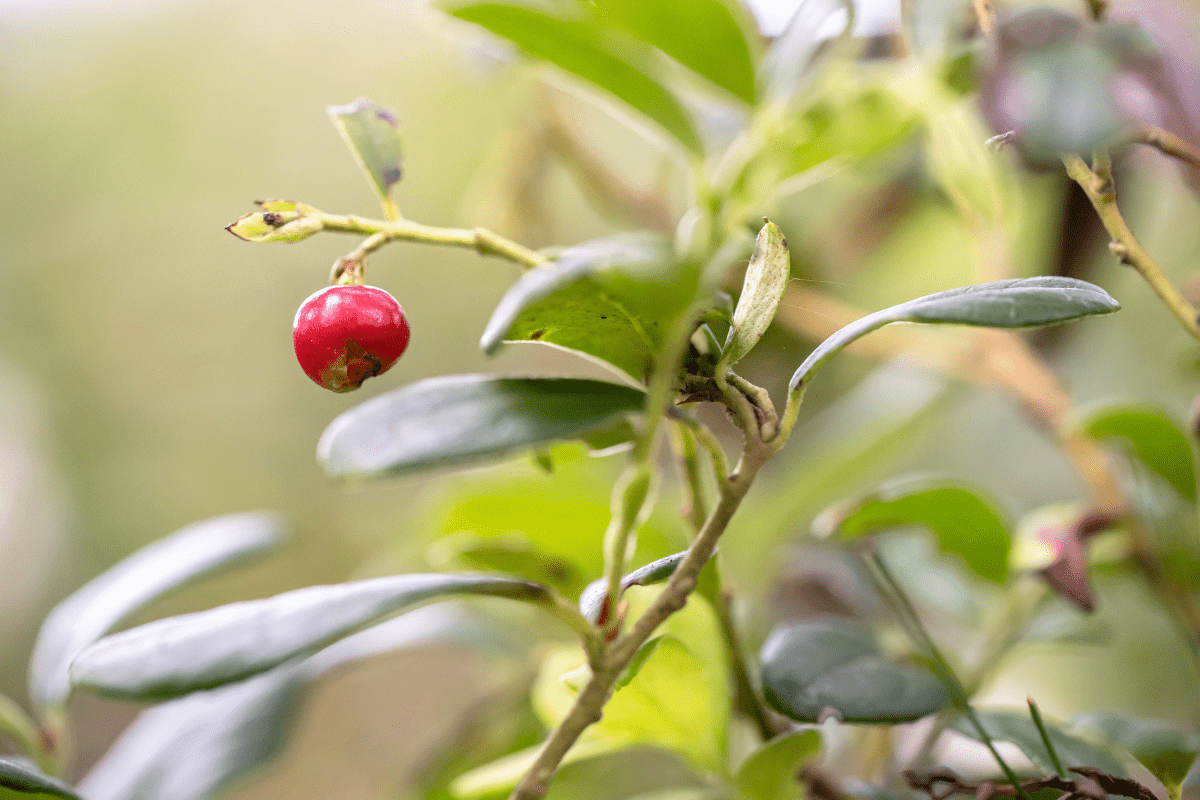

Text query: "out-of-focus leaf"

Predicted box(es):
[447, 3, 702, 153]
[790, 278, 1120, 391]
[1020, 601, 1111, 646]
[1081, 404, 1197, 500]
[734, 730, 822, 800]
[70, 573, 547, 700]
[1071, 711, 1200, 793]
[760, 617, 949, 724]
[590, 0, 758, 102]
[951, 709, 1127, 776]
[327, 98, 403, 205]
[979, 10, 1137, 164]
[318, 375, 645, 480]
[481, 235, 692, 384]
[28, 512, 285, 713]
[0, 759, 80, 800]
[77, 668, 304, 800]
[814, 477, 1010, 584]
[759, 0, 852, 103]
[579, 550, 688, 624]
[722, 221, 791, 368]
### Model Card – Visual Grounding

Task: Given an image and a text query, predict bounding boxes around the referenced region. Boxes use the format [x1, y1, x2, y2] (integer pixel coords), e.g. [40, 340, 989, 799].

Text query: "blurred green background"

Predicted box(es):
[2, 0, 1200, 797]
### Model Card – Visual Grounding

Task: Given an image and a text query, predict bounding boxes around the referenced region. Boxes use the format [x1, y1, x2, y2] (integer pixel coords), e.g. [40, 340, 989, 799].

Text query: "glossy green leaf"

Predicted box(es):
[79, 605, 505, 800]
[790, 278, 1119, 391]
[70, 573, 547, 700]
[1071, 711, 1200, 792]
[318, 375, 646, 479]
[28, 512, 284, 713]
[77, 668, 304, 800]
[735, 730, 822, 800]
[0, 760, 80, 800]
[951, 710, 1126, 776]
[481, 235, 691, 384]
[447, 3, 702, 153]
[1081, 405, 1196, 500]
[760, 617, 950, 724]
[327, 98, 403, 205]
[579, 550, 688, 623]
[590, 0, 758, 102]
[814, 478, 1010, 583]
[0, 766, 72, 800]
[722, 221, 791, 368]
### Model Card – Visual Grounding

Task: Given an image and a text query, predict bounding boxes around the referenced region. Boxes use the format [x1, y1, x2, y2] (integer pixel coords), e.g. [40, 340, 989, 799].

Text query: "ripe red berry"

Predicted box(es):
[293, 285, 410, 392]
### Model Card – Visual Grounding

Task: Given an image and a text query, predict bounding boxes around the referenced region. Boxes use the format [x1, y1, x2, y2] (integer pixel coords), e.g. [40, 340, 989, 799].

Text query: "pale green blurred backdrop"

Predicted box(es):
[3, 0, 1200, 797]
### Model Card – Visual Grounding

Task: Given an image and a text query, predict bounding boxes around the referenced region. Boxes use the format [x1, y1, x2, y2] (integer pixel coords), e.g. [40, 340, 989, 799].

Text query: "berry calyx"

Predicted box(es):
[293, 285, 410, 392]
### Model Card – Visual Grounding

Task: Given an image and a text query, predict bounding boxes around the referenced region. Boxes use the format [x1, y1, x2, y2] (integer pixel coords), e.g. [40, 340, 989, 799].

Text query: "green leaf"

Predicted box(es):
[0, 759, 80, 800]
[318, 375, 646, 480]
[760, 617, 950, 724]
[790, 278, 1120, 391]
[1080, 405, 1197, 500]
[481, 235, 691, 384]
[224, 210, 323, 243]
[951, 709, 1127, 776]
[28, 512, 284, 713]
[70, 573, 548, 700]
[77, 668, 304, 800]
[447, 3, 702, 153]
[589, 0, 758, 102]
[1071, 711, 1200, 793]
[735, 730, 822, 800]
[579, 550, 688, 623]
[79, 605, 504, 800]
[721, 221, 791, 368]
[814, 477, 1011, 584]
[327, 98, 403, 207]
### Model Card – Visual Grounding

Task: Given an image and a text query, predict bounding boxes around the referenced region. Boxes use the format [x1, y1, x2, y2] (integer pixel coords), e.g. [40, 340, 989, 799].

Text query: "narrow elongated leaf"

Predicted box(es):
[590, 0, 758, 102]
[78, 605, 504, 800]
[735, 730, 822, 800]
[951, 710, 1126, 776]
[318, 375, 645, 479]
[28, 512, 284, 713]
[327, 98, 403, 205]
[0, 759, 80, 800]
[1071, 711, 1200, 792]
[1081, 405, 1196, 499]
[790, 278, 1119, 391]
[70, 573, 546, 700]
[722, 221, 791, 368]
[760, 0, 852, 103]
[760, 617, 949, 724]
[814, 478, 1010, 583]
[579, 550, 689, 623]
[77, 668, 304, 800]
[448, 3, 702, 153]
[481, 235, 689, 383]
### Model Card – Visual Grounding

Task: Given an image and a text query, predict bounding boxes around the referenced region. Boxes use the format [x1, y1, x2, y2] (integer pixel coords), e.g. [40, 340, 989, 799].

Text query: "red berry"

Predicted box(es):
[293, 285, 410, 392]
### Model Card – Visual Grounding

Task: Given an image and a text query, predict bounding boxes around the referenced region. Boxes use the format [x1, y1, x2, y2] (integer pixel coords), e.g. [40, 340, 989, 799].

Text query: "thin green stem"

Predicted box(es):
[1027, 697, 1067, 778]
[509, 437, 774, 800]
[0, 695, 55, 775]
[314, 211, 548, 269]
[865, 551, 1030, 800]
[671, 422, 710, 534]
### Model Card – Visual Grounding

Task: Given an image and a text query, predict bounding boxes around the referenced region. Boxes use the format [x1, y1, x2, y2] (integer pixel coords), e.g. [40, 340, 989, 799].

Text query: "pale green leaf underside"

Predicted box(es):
[790, 277, 1119, 391]
[579, 550, 688, 623]
[318, 375, 646, 480]
[29, 512, 285, 713]
[723, 221, 790, 368]
[70, 573, 545, 701]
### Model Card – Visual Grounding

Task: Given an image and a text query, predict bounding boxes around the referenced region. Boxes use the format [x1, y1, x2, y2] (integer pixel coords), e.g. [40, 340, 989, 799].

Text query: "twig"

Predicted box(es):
[508, 438, 774, 800]
[1062, 154, 1200, 340]
[1027, 697, 1067, 778]
[1134, 124, 1200, 172]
